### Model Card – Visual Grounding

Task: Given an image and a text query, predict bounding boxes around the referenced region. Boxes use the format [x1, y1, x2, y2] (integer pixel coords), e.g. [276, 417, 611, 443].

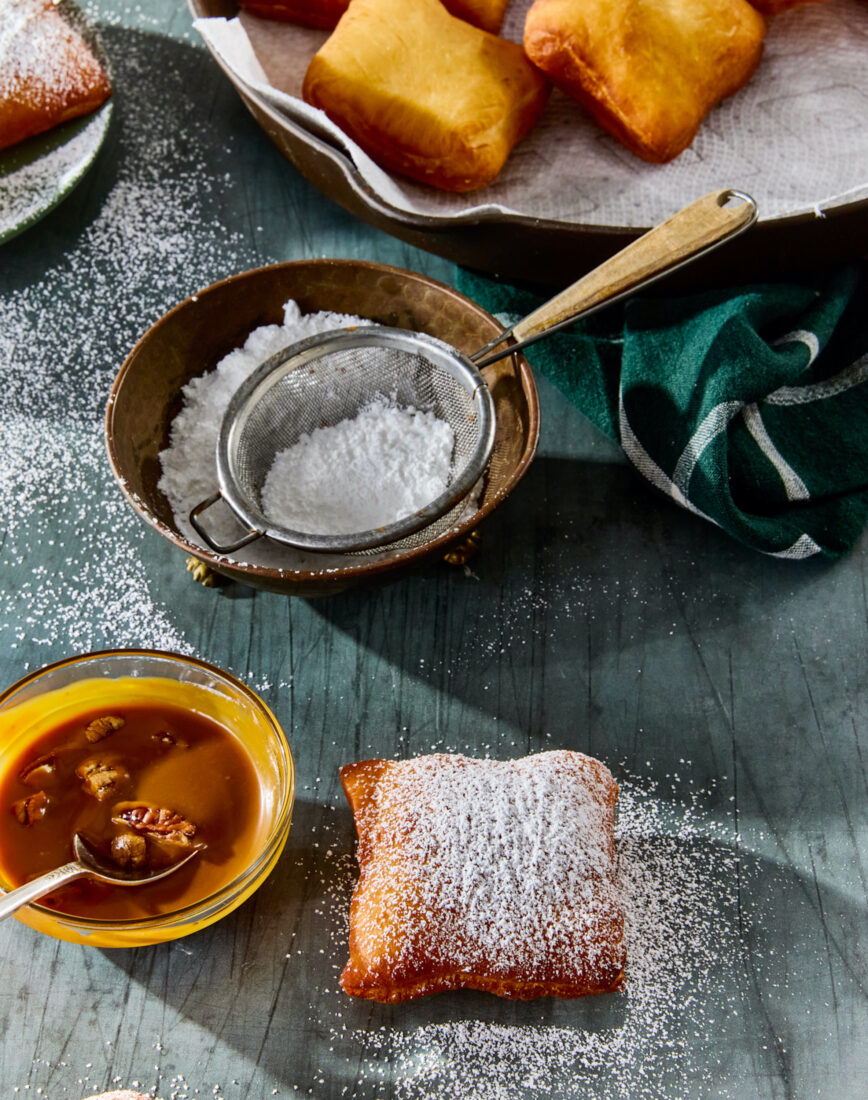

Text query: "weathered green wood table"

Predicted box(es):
[0, 3, 865, 1097]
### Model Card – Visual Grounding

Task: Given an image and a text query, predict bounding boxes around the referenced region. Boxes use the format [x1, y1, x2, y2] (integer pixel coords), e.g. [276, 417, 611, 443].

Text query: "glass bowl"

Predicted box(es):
[0, 650, 294, 947]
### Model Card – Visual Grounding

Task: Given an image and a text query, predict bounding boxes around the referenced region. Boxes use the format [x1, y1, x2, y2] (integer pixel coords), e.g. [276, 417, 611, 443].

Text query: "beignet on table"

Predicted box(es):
[339, 750, 626, 1002]
[0, 0, 112, 153]
[302, 0, 549, 192]
[523, 0, 766, 163]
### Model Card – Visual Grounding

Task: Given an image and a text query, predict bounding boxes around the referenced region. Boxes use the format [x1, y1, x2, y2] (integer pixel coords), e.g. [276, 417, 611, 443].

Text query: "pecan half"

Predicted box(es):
[85, 715, 125, 743]
[18, 752, 57, 786]
[76, 759, 129, 801]
[111, 802, 197, 847]
[111, 832, 148, 869]
[12, 790, 49, 825]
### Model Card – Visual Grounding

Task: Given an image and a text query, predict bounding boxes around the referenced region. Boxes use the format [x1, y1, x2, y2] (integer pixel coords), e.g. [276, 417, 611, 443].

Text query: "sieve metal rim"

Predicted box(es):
[208, 326, 497, 554]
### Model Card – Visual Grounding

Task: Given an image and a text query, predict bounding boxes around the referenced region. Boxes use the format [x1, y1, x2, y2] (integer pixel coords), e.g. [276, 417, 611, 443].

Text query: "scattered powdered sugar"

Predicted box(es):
[261, 396, 454, 536]
[0, 413, 190, 658]
[319, 769, 751, 1099]
[0, 21, 268, 657]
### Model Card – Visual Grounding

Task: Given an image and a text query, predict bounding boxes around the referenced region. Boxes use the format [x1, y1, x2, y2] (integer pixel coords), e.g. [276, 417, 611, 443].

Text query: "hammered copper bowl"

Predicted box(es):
[106, 259, 540, 596]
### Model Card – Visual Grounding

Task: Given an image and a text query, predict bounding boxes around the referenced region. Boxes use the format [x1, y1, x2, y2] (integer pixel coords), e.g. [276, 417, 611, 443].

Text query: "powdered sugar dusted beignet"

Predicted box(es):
[339, 750, 626, 1002]
[0, 0, 112, 153]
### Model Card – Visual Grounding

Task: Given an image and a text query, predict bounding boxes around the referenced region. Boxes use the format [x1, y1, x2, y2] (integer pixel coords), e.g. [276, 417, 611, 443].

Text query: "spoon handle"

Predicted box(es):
[0, 862, 86, 921]
[513, 189, 756, 341]
[472, 189, 756, 368]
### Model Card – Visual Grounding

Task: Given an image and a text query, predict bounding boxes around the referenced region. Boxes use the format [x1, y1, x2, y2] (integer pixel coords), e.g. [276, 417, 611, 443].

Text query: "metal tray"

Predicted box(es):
[189, 0, 868, 287]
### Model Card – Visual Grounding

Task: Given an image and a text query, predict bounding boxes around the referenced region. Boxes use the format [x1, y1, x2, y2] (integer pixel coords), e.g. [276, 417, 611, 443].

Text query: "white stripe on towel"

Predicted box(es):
[767, 533, 823, 560]
[619, 390, 712, 521]
[765, 353, 868, 407]
[771, 329, 820, 365]
[741, 404, 810, 501]
[673, 402, 743, 495]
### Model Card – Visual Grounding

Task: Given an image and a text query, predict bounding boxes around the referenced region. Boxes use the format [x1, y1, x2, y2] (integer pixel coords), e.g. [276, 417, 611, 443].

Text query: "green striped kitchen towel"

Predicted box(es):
[457, 263, 868, 560]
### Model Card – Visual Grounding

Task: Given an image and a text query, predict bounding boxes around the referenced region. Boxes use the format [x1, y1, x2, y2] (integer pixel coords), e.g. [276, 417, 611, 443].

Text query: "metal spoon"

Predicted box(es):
[0, 833, 200, 921]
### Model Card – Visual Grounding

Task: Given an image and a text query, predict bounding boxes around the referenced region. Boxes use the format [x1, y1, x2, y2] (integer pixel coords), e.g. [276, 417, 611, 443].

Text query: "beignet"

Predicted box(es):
[240, 0, 510, 34]
[302, 0, 549, 192]
[339, 750, 626, 1002]
[524, 0, 766, 163]
[0, 0, 112, 153]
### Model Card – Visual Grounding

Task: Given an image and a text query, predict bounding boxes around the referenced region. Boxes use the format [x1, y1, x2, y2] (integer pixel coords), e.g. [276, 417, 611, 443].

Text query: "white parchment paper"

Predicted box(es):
[195, 0, 868, 228]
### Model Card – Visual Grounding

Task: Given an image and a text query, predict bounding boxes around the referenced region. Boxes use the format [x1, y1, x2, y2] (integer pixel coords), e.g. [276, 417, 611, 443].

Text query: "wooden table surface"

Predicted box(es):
[0, 3, 865, 1098]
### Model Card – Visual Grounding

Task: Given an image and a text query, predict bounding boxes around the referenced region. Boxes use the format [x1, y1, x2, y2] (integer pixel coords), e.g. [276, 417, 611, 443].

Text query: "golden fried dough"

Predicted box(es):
[524, 0, 766, 162]
[441, 0, 511, 34]
[0, 0, 112, 153]
[339, 750, 626, 1002]
[302, 0, 549, 192]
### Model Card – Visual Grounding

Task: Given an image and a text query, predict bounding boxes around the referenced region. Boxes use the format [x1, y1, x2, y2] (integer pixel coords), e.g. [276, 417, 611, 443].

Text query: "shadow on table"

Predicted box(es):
[296, 453, 847, 758]
[98, 798, 866, 1099]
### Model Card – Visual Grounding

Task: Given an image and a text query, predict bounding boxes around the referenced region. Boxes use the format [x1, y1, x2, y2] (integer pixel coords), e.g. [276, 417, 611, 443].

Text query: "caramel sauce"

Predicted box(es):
[0, 703, 264, 920]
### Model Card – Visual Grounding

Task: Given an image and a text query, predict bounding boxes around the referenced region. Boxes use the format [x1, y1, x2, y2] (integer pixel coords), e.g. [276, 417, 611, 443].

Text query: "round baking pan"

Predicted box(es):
[189, 0, 868, 288]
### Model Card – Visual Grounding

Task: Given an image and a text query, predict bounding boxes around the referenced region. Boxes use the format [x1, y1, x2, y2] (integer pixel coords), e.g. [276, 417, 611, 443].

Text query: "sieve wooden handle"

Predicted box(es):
[510, 189, 757, 344]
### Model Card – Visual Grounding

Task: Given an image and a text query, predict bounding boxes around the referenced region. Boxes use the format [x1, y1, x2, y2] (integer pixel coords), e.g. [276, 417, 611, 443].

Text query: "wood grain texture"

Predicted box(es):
[0, 3, 865, 1098]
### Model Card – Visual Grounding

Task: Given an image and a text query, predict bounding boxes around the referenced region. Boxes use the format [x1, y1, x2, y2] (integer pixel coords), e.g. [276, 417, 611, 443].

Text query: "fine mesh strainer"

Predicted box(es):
[190, 189, 757, 555]
[191, 327, 496, 554]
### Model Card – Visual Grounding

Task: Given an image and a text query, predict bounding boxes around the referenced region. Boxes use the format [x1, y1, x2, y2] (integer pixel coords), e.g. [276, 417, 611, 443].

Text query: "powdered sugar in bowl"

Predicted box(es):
[107, 259, 540, 596]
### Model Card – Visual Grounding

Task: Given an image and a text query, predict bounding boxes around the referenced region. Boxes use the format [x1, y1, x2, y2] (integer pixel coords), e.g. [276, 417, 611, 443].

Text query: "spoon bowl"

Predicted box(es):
[0, 832, 201, 922]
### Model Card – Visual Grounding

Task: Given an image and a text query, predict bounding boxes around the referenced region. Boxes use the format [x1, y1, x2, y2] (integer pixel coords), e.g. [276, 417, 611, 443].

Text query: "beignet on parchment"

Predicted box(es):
[302, 0, 549, 192]
[0, 0, 112, 153]
[339, 750, 626, 1002]
[523, 0, 766, 163]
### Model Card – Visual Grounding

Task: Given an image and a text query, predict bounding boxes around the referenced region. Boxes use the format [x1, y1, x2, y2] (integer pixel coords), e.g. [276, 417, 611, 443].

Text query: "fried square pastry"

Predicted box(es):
[302, 0, 549, 192]
[241, 0, 510, 34]
[524, 0, 766, 163]
[0, 0, 112, 153]
[339, 750, 626, 1002]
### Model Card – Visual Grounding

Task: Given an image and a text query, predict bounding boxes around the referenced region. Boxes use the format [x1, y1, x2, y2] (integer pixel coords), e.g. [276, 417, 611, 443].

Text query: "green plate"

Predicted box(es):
[0, 1, 112, 246]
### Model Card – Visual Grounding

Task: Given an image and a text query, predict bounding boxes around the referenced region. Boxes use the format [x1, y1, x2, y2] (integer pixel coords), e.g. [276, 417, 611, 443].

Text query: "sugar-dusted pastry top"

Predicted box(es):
[339, 749, 626, 1002]
[524, 0, 766, 163]
[0, 0, 112, 153]
[302, 0, 548, 192]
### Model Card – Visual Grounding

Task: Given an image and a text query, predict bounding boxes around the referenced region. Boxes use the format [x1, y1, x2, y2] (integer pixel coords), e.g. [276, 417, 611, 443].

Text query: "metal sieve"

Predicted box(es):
[191, 327, 496, 554]
[190, 189, 757, 555]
